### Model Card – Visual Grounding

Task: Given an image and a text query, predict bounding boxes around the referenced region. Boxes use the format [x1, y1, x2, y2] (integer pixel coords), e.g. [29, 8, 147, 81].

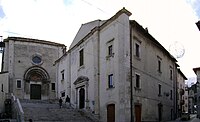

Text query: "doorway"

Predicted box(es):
[30, 84, 41, 100]
[135, 104, 142, 122]
[79, 88, 85, 109]
[158, 103, 163, 122]
[107, 104, 115, 122]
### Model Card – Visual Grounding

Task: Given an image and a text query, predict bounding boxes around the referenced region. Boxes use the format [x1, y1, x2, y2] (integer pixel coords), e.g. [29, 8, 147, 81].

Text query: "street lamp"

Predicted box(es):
[0, 36, 5, 53]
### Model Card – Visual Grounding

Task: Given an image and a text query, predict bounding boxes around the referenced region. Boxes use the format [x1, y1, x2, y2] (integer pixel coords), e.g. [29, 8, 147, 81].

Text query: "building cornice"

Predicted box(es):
[4, 37, 66, 47]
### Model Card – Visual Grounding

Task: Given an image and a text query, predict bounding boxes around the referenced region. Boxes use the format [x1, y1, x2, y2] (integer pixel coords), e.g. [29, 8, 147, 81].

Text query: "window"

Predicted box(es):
[170, 90, 173, 100]
[79, 49, 84, 66]
[16, 80, 22, 89]
[158, 84, 162, 96]
[135, 43, 140, 57]
[135, 74, 140, 88]
[61, 70, 64, 80]
[51, 83, 55, 91]
[1, 84, 3, 92]
[170, 69, 173, 80]
[108, 45, 113, 56]
[158, 60, 162, 73]
[32, 55, 42, 65]
[108, 74, 114, 88]
[61, 92, 65, 97]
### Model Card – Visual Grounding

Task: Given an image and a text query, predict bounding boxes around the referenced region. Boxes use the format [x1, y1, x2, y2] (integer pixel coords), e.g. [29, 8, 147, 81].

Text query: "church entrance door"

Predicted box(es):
[30, 84, 41, 100]
[79, 88, 85, 109]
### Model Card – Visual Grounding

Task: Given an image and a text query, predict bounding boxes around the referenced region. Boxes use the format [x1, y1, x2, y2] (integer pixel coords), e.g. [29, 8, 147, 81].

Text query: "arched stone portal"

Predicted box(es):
[74, 76, 89, 109]
[24, 66, 50, 100]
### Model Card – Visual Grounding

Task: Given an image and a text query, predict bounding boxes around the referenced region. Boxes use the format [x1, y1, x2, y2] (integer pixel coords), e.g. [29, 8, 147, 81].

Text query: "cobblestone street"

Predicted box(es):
[167, 114, 199, 122]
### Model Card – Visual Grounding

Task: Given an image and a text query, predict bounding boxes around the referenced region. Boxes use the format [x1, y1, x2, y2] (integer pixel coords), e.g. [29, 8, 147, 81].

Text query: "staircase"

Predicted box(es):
[20, 99, 94, 122]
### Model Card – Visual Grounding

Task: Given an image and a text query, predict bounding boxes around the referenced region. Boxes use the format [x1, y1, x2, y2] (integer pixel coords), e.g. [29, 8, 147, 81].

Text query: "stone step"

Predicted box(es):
[21, 100, 94, 122]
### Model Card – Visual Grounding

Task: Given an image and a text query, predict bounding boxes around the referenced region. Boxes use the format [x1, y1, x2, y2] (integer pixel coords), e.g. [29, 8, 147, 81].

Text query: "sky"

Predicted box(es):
[0, 0, 200, 85]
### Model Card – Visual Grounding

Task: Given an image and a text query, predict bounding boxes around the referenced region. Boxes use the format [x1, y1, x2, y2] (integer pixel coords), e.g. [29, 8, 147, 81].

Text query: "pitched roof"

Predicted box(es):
[130, 20, 177, 62]
[69, 7, 132, 50]
[178, 68, 187, 80]
[69, 20, 105, 49]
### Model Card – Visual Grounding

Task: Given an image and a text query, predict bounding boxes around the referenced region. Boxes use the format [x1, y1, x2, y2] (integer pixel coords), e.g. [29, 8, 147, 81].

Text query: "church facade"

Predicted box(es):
[1, 37, 66, 100]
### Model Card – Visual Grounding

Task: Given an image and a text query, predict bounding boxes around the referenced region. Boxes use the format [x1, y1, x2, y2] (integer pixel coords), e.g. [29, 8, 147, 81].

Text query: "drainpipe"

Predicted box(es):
[130, 24, 134, 122]
[97, 20, 101, 117]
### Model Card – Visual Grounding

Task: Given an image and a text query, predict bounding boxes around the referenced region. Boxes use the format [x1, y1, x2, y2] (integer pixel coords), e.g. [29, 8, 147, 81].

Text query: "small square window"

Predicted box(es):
[51, 83, 55, 91]
[16, 80, 22, 89]
[61, 92, 65, 97]
[108, 74, 114, 88]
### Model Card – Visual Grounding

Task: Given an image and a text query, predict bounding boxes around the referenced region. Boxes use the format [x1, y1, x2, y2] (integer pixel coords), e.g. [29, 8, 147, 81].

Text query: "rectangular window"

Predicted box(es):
[135, 74, 140, 88]
[61, 92, 65, 97]
[108, 74, 114, 88]
[158, 60, 161, 72]
[135, 43, 140, 57]
[61, 70, 64, 80]
[158, 84, 162, 96]
[51, 83, 55, 91]
[79, 49, 84, 66]
[16, 80, 22, 89]
[170, 69, 173, 80]
[170, 90, 173, 100]
[108, 45, 113, 56]
[1, 84, 3, 92]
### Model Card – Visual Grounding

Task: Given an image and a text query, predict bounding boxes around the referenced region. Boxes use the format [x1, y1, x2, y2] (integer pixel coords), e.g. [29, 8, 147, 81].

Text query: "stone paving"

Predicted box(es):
[167, 114, 200, 122]
[20, 100, 95, 122]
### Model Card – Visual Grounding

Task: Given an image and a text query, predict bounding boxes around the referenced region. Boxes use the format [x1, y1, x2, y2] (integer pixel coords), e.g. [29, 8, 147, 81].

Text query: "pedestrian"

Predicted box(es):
[28, 119, 33, 122]
[59, 97, 63, 108]
[65, 95, 70, 108]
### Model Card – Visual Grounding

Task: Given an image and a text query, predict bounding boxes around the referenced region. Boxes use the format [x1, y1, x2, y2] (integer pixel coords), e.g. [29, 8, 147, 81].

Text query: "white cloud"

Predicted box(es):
[0, 0, 200, 80]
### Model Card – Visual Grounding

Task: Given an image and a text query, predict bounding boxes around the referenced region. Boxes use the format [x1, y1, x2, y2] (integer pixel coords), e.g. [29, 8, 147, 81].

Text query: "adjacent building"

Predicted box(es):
[0, 37, 66, 101]
[55, 8, 181, 122]
[193, 67, 200, 118]
[0, 71, 9, 113]
[177, 69, 187, 116]
[188, 83, 197, 114]
[184, 85, 189, 113]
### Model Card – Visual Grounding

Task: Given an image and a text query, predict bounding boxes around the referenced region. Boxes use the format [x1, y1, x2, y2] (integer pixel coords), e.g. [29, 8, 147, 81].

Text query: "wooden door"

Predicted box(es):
[107, 104, 115, 122]
[135, 104, 141, 122]
[30, 84, 41, 100]
[79, 88, 85, 109]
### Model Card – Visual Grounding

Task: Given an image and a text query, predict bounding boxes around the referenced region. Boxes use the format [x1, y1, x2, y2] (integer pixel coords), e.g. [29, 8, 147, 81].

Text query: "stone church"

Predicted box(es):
[1, 37, 66, 100]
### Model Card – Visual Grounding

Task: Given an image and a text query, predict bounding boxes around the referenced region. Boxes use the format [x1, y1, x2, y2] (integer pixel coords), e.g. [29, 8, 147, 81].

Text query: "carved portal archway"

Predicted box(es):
[24, 66, 50, 99]
[24, 66, 50, 83]
[74, 76, 89, 109]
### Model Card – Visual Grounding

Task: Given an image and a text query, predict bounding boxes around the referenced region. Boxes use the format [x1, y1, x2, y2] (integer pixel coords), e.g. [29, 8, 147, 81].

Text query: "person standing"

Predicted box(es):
[59, 97, 63, 108]
[65, 95, 70, 108]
